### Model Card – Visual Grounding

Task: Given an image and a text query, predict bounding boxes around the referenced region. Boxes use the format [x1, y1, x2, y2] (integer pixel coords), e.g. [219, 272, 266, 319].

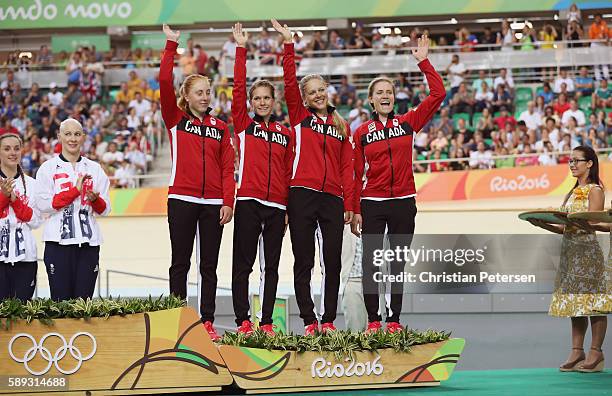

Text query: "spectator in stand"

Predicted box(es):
[538, 82, 555, 105]
[0, 116, 19, 135]
[128, 91, 152, 118]
[565, 19, 584, 47]
[475, 81, 493, 112]
[307, 31, 327, 58]
[458, 27, 478, 52]
[328, 30, 346, 57]
[336, 75, 356, 106]
[493, 68, 514, 92]
[575, 66, 595, 97]
[479, 26, 497, 51]
[213, 91, 232, 122]
[348, 99, 370, 124]
[36, 45, 53, 69]
[453, 117, 473, 144]
[102, 141, 124, 170]
[553, 92, 571, 116]
[10, 108, 28, 134]
[114, 158, 136, 188]
[449, 147, 469, 170]
[494, 107, 516, 130]
[0, 96, 19, 119]
[395, 73, 412, 113]
[256, 28, 277, 65]
[24, 83, 42, 107]
[593, 79, 611, 109]
[65, 51, 83, 84]
[429, 150, 448, 172]
[127, 70, 143, 97]
[383, 28, 403, 55]
[432, 107, 454, 138]
[450, 82, 475, 116]
[47, 82, 63, 107]
[272, 101, 290, 127]
[179, 49, 197, 77]
[515, 144, 539, 166]
[554, 69, 576, 95]
[221, 33, 238, 65]
[493, 146, 513, 168]
[561, 99, 586, 127]
[371, 31, 385, 55]
[492, 85, 513, 113]
[115, 82, 131, 105]
[539, 23, 559, 49]
[430, 130, 449, 152]
[0, 70, 16, 91]
[148, 72, 160, 91]
[446, 54, 466, 96]
[472, 70, 493, 95]
[216, 77, 233, 100]
[497, 20, 515, 51]
[588, 14, 610, 81]
[126, 107, 141, 130]
[469, 141, 493, 169]
[519, 101, 543, 131]
[562, 116, 583, 145]
[193, 44, 208, 75]
[347, 23, 371, 55]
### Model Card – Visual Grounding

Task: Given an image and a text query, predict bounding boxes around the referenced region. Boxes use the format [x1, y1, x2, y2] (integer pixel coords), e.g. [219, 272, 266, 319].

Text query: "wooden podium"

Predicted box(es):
[1, 307, 464, 394]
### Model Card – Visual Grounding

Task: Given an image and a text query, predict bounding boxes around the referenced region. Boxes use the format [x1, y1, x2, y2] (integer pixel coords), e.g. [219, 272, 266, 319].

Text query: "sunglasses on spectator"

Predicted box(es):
[568, 159, 588, 165]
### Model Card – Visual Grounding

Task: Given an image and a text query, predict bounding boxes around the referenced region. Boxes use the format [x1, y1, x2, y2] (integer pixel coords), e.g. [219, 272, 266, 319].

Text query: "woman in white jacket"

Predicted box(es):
[0, 132, 42, 301]
[36, 118, 111, 301]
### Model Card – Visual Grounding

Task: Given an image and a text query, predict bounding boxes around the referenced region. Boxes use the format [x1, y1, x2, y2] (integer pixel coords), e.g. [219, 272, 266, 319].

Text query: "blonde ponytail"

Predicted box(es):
[331, 110, 347, 138]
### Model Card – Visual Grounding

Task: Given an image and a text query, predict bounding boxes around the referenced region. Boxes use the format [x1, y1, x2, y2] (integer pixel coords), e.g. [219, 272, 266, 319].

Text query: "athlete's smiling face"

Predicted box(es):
[251, 86, 274, 118]
[303, 78, 328, 112]
[186, 78, 211, 115]
[0, 136, 22, 168]
[370, 80, 395, 117]
[59, 120, 86, 157]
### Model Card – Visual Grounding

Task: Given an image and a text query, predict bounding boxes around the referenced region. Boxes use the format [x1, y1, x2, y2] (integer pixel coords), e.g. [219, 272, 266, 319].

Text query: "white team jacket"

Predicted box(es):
[36, 155, 111, 246]
[0, 172, 42, 263]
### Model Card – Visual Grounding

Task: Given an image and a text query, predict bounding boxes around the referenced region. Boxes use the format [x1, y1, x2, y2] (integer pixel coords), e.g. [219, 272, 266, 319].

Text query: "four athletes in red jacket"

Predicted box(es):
[160, 23, 443, 336]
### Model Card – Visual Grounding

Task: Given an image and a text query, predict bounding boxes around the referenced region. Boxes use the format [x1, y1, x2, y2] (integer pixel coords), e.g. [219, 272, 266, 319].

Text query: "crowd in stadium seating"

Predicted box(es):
[0, 66, 162, 187]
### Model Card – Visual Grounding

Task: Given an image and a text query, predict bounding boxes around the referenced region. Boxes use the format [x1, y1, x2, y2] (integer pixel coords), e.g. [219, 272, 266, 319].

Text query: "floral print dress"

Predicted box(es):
[549, 184, 612, 317]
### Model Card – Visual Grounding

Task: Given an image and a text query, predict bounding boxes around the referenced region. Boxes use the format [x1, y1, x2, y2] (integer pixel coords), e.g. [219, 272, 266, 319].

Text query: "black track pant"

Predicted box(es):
[168, 198, 223, 322]
[361, 197, 416, 323]
[232, 200, 286, 326]
[288, 187, 344, 325]
[44, 242, 99, 301]
[0, 261, 37, 301]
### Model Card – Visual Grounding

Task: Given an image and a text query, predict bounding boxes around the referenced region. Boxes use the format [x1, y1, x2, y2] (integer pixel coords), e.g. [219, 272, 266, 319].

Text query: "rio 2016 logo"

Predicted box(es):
[8, 332, 97, 376]
[489, 174, 550, 192]
[311, 355, 384, 378]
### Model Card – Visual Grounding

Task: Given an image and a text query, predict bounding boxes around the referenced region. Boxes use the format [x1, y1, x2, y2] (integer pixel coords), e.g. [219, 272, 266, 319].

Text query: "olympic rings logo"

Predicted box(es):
[8, 332, 97, 376]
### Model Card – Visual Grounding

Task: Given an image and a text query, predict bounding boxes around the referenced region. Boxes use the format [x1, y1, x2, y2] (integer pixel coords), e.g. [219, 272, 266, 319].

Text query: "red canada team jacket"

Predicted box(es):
[353, 58, 445, 214]
[160, 40, 235, 208]
[233, 46, 293, 206]
[283, 43, 354, 212]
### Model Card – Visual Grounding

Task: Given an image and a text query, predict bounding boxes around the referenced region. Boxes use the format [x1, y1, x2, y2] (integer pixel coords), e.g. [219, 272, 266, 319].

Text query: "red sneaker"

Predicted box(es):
[366, 321, 383, 334]
[203, 321, 221, 341]
[304, 321, 319, 336]
[321, 322, 337, 333]
[259, 324, 276, 336]
[237, 320, 254, 336]
[386, 321, 404, 333]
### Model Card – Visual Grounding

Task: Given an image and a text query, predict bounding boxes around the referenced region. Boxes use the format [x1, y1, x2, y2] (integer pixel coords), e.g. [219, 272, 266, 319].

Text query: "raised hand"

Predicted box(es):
[232, 22, 249, 48]
[411, 34, 429, 62]
[163, 24, 181, 43]
[271, 19, 292, 43]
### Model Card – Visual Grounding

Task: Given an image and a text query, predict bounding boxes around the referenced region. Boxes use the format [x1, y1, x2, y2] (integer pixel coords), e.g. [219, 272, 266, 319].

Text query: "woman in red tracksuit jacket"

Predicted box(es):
[272, 19, 354, 335]
[231, 23, 293, 336]
[160, 25, 235, 340]
[352, 35, 445, 333]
